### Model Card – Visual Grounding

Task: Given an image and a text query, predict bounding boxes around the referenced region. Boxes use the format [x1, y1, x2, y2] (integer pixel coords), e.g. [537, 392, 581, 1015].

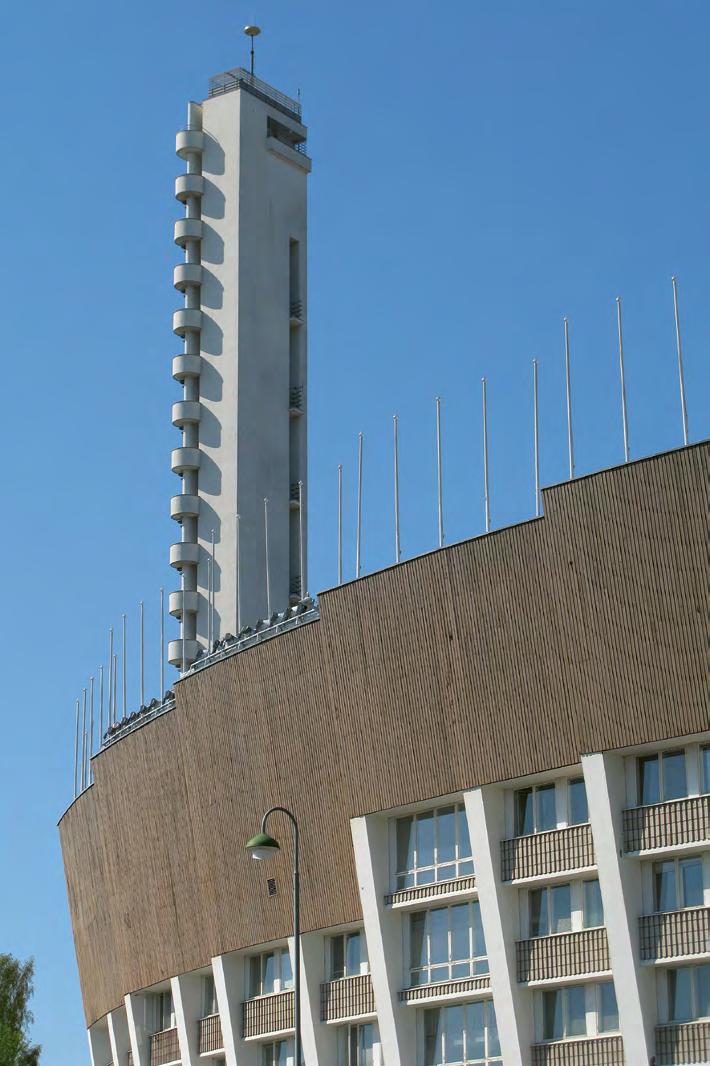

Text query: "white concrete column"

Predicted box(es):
[125, 993, 151, 1066]
[172, 973, 202, 1066]
[464, 786, 533, 1066]
[351, 814, 415, 1066]
[213, 952, 258, 1066]
[298, 931, 337, 1066]
[107, 1007, 131, 1066]
[582, 752, 655, 1066]
[88, 1023, 112, 1066]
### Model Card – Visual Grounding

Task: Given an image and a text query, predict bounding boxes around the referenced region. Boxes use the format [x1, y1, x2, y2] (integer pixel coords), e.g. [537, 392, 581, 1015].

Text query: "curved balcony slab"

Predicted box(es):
[169, 590, 200, 618]
[171, 447, 201, 475]
[172, 308, 203, 337]
[173, 263, 203, 292]
[175, 173, 204, 202]
[175, 129, 204, 159]
[172, 400, 201, 428]
[170, 494, 200, 521]
[169, 541, 200, 569]
[172, 353, 202, 381]
[174, 218, 203, 247]
[167, 637, 200, 667]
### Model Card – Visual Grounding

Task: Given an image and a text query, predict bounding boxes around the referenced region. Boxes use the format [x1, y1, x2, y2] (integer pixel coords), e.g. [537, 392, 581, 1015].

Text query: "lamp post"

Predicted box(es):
[246, 807, 301, 1066]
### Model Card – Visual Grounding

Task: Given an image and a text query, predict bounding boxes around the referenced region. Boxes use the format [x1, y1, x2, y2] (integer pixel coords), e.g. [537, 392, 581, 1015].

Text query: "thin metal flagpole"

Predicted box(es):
[73, 698, 80, 799]
[482, 378, 491, 533]
[337, 466, 343, 586]
[264, 499, 271, 617]
[564, 317, 575, 479]
[81, 688, 87, 791]
[160, 588, 165, 699]
[210, 528, 216, 647]
[139, 601, 144, 707]
[108, 626, 114, 725]
[207, 556, 213, 650]
[99, 666, 104, 750]
[356, 434, 363, 578]
[436, 397, 444, 548]
[616, 297, 630, 463]
[235, 513, 241, 633]
[671, 276, 689, 446]
[298, 480, 306, 599]
[122, 613, 127, 719]
[89, 677, 95, 783]
[533, 359, 540, 517]
[112, 655, 117, 721]
[393, 415, 401, 563]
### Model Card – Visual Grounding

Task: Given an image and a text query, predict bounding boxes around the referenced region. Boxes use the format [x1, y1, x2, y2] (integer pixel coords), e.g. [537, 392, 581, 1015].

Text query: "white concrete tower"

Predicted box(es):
[168, 65, 311, 668]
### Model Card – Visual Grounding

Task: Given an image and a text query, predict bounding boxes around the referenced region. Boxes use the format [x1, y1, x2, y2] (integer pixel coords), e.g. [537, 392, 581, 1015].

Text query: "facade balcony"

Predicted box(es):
[175, 173, 204, 202]
[168, 590, 199, 619]
[623, 795, 710, 853]
[400, 974, 491, 1006]
[172, 353, 202, 382]
[171, 447, 201, 475]
[173, 263, 203, 292]
[516, 927, 611, 984]
[170, 494, 199, 521]
[169, 541, 200, 569]
[149, 1028, 180, 1066]
[167, 637, 200, 668]
[197, 1014, 223, 1056]
[320, 974, 375, 1023]
[171, 401, 201, 428]
[172, 308, 202, 338]
[242, 990, 294, 1040]
[639, 906, 710, 962]
[174, 218, 203, 247]
[175, 127, 204, 159]
[531, 1035, 624, 1065]
[655, 1021, 710, 1064]
[385, 873, 477, 910]
[501, 823, 595, 882]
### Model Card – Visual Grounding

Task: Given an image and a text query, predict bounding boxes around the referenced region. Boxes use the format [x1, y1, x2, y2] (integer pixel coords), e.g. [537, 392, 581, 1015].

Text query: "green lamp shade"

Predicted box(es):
[246, 831, 280, 860]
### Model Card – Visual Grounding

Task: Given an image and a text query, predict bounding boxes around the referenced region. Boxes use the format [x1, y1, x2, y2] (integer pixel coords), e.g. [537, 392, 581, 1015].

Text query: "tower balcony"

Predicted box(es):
[168, 590, 199, 618]
[171, 447, 201, 475]
[175, 173, 204, 202]
[172, 353, 202, 382]
[174, 218, 203, 247]
[172, 308, 203, 337]
[175, 127, 204, 159]
[169, 541, 200, 570]
[170, 494, 200, 521]
[172, 401, 201, 428]
[167, 637, 200, 668]
[173, 263, 203, 292]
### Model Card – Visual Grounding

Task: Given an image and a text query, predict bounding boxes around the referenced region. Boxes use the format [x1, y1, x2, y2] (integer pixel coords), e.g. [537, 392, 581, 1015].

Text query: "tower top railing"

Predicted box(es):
[208, 67, 302, 122]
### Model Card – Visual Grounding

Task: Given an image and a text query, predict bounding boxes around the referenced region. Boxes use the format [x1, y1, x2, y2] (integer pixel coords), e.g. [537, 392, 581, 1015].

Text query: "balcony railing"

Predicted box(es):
[655, 1021, 710, 1064]
[639, 906, 710, 961]
[531, 1035, 624, 1065]
[385, 873, 477, 908]
[400, 974, 491, 1004]
[242, 990, 294, 1039]
[290, 300, 303, 320]
[501, 824, 595, 881]
[517, 927, 611, 983]
[320, 974, 376, 1022]
[150, 1028, 180, 1066]
[198, 1014, 223, 1055]
[623, 795, 710, 852]
[208, 68, 302, 122]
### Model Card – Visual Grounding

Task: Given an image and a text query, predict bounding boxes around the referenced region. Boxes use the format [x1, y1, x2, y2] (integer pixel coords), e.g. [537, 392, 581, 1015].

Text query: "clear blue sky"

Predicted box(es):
[1, 1, 708, 1060]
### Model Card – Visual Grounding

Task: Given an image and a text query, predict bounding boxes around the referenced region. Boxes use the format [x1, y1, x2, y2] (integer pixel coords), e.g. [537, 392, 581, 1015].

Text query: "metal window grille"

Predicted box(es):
[198, 1014, 223, 1055]
[149, 1028, 180, 1066]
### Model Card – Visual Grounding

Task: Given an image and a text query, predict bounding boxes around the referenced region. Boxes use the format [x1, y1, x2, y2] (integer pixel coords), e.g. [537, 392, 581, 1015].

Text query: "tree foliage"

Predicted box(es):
[0, 955, 40, 1066]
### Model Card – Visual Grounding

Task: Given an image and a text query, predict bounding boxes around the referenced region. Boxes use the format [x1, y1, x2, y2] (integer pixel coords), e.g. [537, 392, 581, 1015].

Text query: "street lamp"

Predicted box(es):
[246, 807, 301, 1066]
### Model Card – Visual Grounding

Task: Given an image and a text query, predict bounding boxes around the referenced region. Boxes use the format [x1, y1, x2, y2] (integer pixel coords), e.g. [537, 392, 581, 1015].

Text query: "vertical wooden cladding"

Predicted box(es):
[60, 444, 710, 1026]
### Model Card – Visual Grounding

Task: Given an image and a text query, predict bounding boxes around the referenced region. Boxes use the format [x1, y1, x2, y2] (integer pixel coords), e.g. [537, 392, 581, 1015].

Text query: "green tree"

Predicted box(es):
[0, 955, 40, 1066]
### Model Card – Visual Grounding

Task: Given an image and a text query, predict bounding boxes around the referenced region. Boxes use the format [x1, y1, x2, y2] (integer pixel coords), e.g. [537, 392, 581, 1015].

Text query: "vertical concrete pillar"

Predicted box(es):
[294, 931, 337, 1066]
[125, 993, 151, 1066]
[213, 952, 258, 1066]
[464, 786, 533, 1066]
[107, 1007, 131, 1066]
[88, 1023, 112, 1066]
[351, 814, 415, 1066]
[582, 752, 655, 1065]
[172, 972, 202, 1066]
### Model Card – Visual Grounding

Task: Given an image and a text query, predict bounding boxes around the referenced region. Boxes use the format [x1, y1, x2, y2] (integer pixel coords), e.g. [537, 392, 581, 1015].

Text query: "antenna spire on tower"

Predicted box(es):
[244, 24, 261, 77]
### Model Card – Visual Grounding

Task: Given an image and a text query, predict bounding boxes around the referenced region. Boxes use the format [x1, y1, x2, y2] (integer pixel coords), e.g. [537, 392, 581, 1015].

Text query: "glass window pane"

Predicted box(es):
[457, 805, 472, 861]
[515, 788, 533, 836]
[249, 956, 261, 997]
[417, 812, 435, 870]
[261, 1044, 273, 1066]
[680, 858, 704, 908]
[543, 989, 563, 1040]
[566, 985, 587, 1037]
[445, 1004, 465, 1063]
[429, 908, 449, 965]
[583, 880, 604, 928]
[551, 884, 572, 934]
[529, 888, 548, 938]
[668, 967, 693, 1022]
[702, 747, 710, 794]
[423, 1009, 442, 1066]
[331, 937, 345, 980]
[639, 755, 660, 806]
[410, 912, 427, 972]
[663, 751, 687, 801]
[696, 964, 710, 1019]
[396, 817, 414, 874]
[281, 949, 293, 989]
[262, 952, 276, 994]
[472, 900, 486, 958]
[276, 1041, 290, 1066]
[654, 862, 677, 912]
[599, 982, 619, 1032]
[569, 778, 588, 825]
[487, 1003, 501, 1057]
[466, 1000, 485, 1060]
[436, 864, 456, 884]
[346, 933, 361, 977]
[437, 807, 456, 865]
[537, 784, 557, 832]
[360, 1024, 374, 1066]
[450, 904, 470, 962]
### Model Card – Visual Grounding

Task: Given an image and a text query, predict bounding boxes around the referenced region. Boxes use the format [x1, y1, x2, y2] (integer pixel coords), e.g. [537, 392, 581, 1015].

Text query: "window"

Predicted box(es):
[338, 1023, 383, 1066]
[542, 985, 587, 1041]
[583, 880, 604, 929]
[153, 991, 174, 1032]
[395, 805, 473, 889]
[515, 783, 556, 836]
[201, 974, 218, 1016]
[638, 750, 687, 806]
[569, 778, 589, 825]
[598, 983, 619, 1033]
[410, 901, 488, 986]
[261, 1040, 293, 1066]
[249, 948, 293, 997]
[423, 1000, 501, 1065]
[330, 931, 368, 980]
[702, 746, 710, 793]
[528, 885, 571, 938]
[653, 857, 704, 912]
[667, 965, 710, 1022]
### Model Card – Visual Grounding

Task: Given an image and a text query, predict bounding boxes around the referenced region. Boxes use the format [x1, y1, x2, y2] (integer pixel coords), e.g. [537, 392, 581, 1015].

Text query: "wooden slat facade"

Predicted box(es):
[59, 444, 710, 1026]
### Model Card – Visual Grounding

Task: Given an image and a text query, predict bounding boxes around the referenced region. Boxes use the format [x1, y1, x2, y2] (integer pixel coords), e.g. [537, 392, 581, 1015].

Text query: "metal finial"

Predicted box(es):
[244, 25, 261, 77]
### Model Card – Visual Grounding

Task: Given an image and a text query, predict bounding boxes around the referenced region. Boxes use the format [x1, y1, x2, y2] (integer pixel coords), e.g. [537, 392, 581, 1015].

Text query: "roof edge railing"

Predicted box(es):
[208, 68, 302, 122]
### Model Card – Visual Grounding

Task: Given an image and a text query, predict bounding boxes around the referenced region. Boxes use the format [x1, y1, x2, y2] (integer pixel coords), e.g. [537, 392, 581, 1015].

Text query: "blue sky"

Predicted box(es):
[1, 1, 708, 1060]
